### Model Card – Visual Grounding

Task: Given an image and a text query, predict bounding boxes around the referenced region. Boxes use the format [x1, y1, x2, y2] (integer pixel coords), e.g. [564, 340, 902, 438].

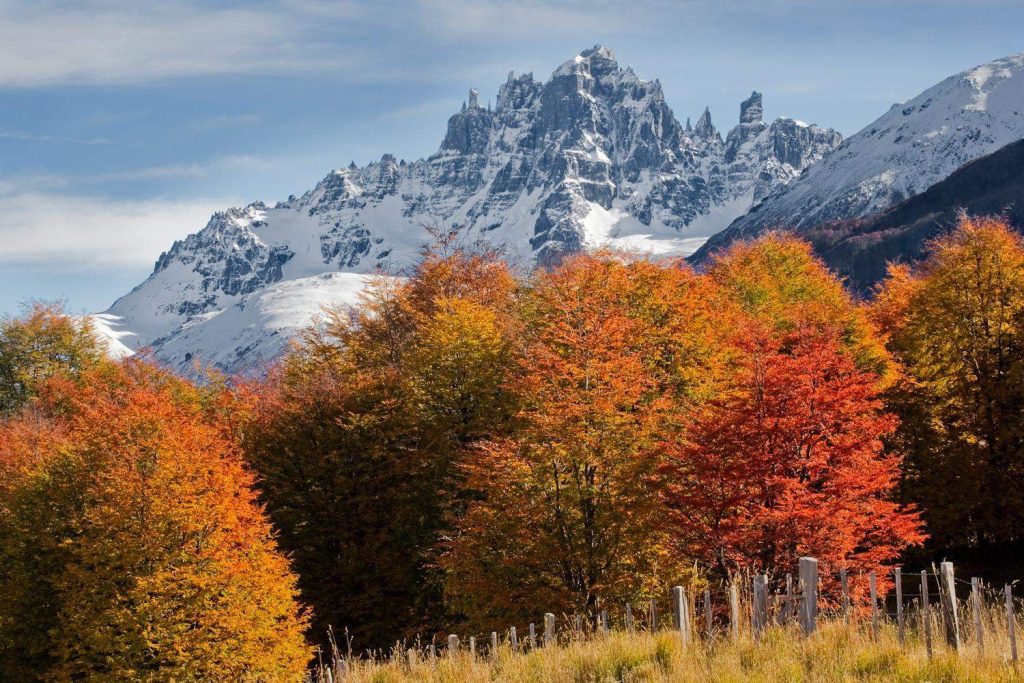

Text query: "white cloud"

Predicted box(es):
[0, 190, 228, 269]
[0, 0, 361, 87]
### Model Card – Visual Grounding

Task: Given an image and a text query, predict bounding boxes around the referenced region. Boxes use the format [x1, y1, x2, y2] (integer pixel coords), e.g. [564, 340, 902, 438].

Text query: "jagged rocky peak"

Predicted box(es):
[693, 106, 717, 139]
[740, 91, 764, 124]
[441, 88, 496, 155]
[725, 91, 768, 163]
[553, 44, 619, 78]
[496, 71, 541, 112]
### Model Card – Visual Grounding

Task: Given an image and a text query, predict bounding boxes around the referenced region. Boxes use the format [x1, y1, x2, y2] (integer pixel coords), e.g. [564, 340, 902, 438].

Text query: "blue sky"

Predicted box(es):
[1, 0, 1023, 316]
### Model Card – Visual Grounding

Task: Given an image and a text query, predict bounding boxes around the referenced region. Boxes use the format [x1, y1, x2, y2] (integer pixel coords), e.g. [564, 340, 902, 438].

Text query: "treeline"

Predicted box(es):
[0, 216, 1022, 677]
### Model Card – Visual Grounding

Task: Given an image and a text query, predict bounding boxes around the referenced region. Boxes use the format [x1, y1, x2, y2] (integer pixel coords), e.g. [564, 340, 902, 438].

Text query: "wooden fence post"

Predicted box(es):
[753, 575, 768, 638]
[939, 561, 960, 651]
[649, 599, 657, 633]
[799, 557, 818, 636]
[704, 589, 713, 637]
[840, 567, 850, 623]
[544, 613, 556, 646]
[672, 585, 691, 645]
[869, 572, 880, 641]
[730, 583, 740, 642]
[528, 623, 536, 648]
[921, 570, 933, 659]
[625, 603, 633, 631]
[1007, 584, 1018, 664]
[510, 626, 518, 651]
[782, 573, 793, 624]
[601, 610, 609, 636]
[574, 614, 582, 635]
[469, 636, 476, 657]
[692, 585, 700, 638]
[895, 568, 905, 645]
[490, 631, 498, 657]
[971, 578, 984, 656]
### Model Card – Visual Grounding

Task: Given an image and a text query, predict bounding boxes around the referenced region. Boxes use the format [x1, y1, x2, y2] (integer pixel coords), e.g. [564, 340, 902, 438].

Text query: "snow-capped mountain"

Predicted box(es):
[94, 46, 841, 374]
[694, 52, 1024, 261]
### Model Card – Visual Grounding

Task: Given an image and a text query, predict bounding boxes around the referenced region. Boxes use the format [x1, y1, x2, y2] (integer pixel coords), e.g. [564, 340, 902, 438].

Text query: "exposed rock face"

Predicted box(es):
[98, 45, 841, 375]
[693, 52, 1024, 263]
[740, 91, 763, 124]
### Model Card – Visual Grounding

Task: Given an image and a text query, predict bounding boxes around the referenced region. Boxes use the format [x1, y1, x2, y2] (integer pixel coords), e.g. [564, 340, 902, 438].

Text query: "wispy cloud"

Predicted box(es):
[188, 113, 265, 131]
[413, 0, 646, 41]
[0, 154, 274, 269]
[0, 128, 110, 144]
[382, 98, 461, 120]
[0, 0, 753, 88]
[0, 156, 274, 193]
[0, 188, 230, 269]
[0, 0, 362, 87]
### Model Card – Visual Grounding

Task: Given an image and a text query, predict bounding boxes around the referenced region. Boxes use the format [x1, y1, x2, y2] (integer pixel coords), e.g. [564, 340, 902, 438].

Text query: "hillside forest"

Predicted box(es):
[2, 215, 1023, 679]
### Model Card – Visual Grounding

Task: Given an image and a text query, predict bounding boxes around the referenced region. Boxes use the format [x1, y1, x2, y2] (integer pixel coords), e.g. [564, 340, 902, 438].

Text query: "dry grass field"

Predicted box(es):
[313, 601, 1024, 683]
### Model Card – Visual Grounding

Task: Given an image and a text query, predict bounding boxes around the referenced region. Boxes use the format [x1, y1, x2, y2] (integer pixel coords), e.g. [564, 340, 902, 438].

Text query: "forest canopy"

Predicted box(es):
[2, 216, 1020, 675]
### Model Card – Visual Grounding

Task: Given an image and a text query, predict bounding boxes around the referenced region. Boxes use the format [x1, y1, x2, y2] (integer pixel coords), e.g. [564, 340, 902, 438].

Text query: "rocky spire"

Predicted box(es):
[685, 117, 692, 132]
[740, 91, 764, 124]
[694, 106, 716, 138]
[468, 88, 480, 109]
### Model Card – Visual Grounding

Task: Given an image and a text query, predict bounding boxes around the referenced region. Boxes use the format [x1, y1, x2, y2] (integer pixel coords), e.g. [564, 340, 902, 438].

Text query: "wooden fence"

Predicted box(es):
[431, 557, 1020, 663]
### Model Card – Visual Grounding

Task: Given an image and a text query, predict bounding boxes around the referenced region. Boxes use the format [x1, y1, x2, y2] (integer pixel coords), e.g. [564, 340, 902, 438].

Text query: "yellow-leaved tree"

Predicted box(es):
[872, 215, 1024, 549]
[0, 302, 107, 416]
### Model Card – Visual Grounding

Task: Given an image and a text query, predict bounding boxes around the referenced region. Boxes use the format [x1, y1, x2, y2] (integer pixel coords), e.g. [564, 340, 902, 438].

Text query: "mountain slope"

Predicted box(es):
[96, 46, 840, 375]
[692, 52, 1024, 262]
[803, 136, 1024, 293]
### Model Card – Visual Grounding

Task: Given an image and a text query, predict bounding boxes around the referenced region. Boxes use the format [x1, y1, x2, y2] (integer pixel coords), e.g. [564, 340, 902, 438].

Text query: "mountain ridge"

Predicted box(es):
[803, 136, 1024, 293]
[692, 51, 1024, 262]
[94, 46, 841, 375]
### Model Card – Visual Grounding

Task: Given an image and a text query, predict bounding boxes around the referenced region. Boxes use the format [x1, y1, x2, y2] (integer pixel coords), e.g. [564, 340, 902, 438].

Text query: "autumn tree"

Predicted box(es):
[660, 323, 924, 596]
[242, 245, 520, 649]
[442, 255, 725, 630]
[0, 302, 107, 416]
[872, 215, 1024, 549]
[0, 361, 310, 681]
[707, 232, 891, 377]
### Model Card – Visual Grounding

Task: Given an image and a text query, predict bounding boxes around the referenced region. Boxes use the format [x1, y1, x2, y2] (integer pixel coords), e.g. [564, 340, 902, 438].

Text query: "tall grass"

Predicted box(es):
[312, 595, 1024, 682]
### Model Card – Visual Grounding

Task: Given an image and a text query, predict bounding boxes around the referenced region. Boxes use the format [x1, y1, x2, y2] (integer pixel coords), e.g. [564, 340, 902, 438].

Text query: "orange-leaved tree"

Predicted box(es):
[442, 254, 726, 630]
[660, 322, 924, 599]
[0, 360, 310, 681]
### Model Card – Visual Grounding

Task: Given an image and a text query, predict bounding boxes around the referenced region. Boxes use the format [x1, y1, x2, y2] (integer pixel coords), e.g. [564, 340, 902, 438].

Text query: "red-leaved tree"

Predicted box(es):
[660, 323, 924, 598]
